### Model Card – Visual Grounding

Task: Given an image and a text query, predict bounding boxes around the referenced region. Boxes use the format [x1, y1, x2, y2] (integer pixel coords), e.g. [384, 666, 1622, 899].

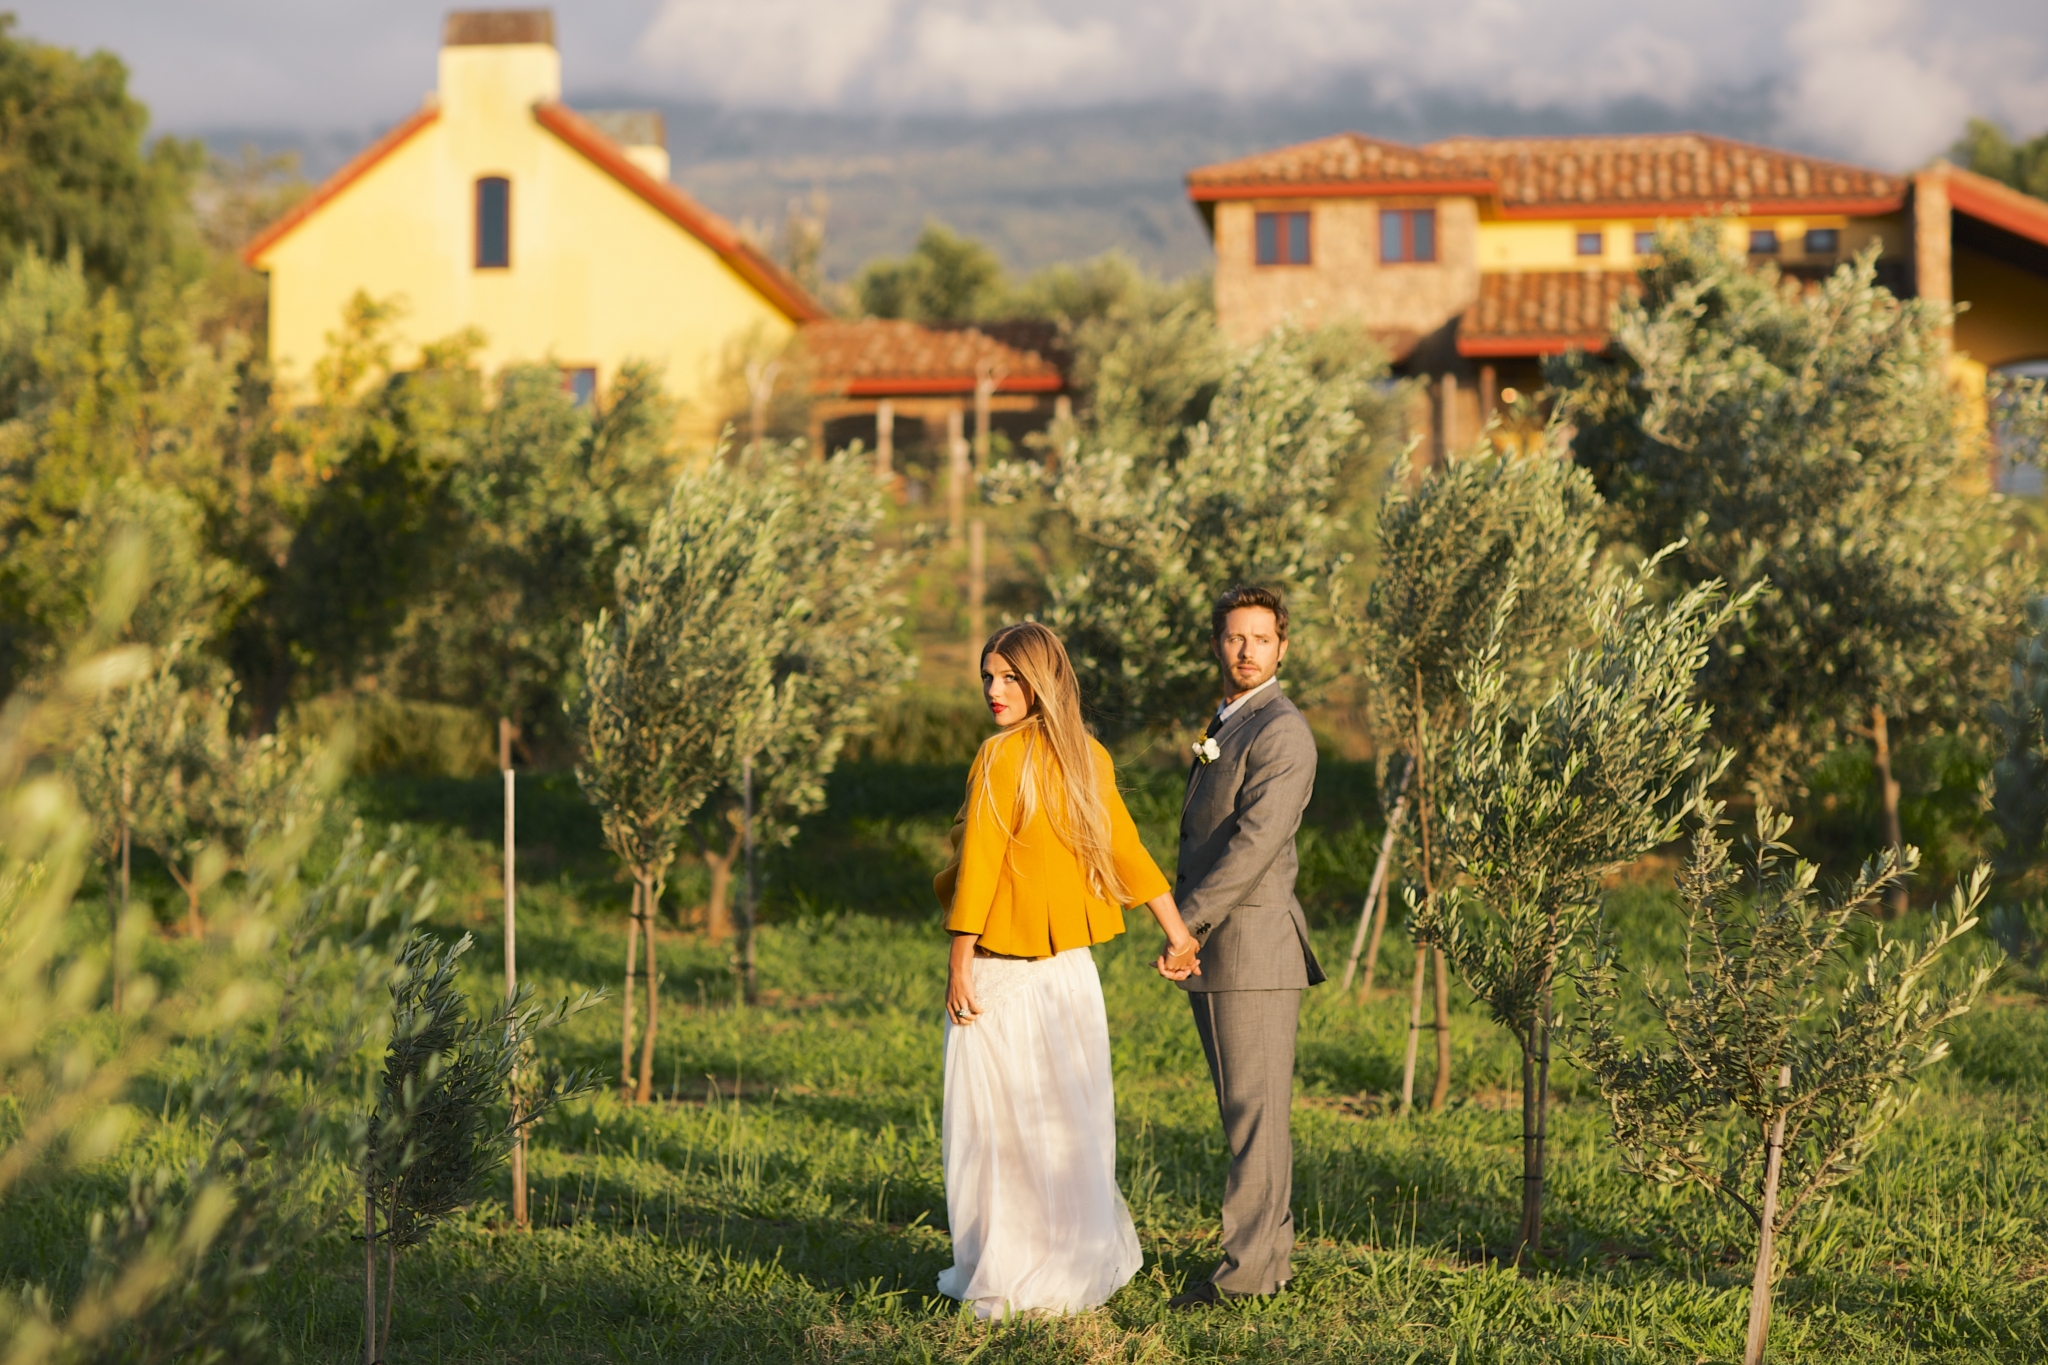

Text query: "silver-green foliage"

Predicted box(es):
[1586, 806, 1991, 1224]
[1424, 558, 1751, 1249]
[1359, 440, 1605, 886]
[1582, 804, 1991, 1353]
[1552, 229, 2025, 796]
[1043, 325, 1375, 737]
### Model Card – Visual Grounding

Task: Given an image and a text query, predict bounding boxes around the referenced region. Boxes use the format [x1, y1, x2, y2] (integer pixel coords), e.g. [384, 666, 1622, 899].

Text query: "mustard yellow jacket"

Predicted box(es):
[935, 727, 1170, 958]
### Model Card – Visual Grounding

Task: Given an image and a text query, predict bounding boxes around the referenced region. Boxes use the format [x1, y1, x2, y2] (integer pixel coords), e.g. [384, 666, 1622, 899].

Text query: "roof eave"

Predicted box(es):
[1186, 178, 1496, 203]
[1489, 194, 1908, 221]
[1943, 171, 2048, 251]
[1457, 333, 1609, 358]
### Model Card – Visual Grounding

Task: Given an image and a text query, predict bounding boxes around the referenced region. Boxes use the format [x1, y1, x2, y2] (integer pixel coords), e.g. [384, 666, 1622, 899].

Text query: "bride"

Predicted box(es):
[933, 621, 1201, 1318]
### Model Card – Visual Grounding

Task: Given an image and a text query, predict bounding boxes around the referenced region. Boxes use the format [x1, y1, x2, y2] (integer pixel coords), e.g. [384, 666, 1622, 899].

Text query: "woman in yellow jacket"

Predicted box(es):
[933, 621, 1200, 1318]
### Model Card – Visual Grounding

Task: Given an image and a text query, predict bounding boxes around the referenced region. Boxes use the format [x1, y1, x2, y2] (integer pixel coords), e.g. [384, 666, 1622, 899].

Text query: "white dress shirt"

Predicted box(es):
[1214, 675, 1278, 729]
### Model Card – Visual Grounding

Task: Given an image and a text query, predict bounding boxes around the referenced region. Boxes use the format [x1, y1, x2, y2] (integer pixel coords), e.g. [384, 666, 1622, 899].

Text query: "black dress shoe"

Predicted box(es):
[1167, 1280, 1223, 1310]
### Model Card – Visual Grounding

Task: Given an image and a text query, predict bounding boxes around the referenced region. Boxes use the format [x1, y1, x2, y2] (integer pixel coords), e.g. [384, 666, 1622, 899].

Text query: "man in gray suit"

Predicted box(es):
[1167, 584, 1324, 1309]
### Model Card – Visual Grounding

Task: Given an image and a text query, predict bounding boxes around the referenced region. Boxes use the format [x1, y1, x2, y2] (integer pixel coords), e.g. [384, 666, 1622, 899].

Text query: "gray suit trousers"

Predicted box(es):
[1188, 988, 1300, 1295]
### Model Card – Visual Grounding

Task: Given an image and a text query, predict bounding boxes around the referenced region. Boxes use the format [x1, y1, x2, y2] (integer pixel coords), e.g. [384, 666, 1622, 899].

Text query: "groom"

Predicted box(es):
[1166, 584, 1324, 1308]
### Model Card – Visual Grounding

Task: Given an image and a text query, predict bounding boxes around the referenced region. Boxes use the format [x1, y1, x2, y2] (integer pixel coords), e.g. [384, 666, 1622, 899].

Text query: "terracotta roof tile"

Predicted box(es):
[1187, 133, 1493, 197]
[804, 320, 1066, 396]
[1423, 133, 1901, 213]
[1458, 271, 1639, 355]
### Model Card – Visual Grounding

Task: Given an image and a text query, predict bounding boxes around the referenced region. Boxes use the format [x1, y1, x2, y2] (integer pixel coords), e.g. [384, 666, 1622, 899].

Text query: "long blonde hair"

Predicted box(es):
[980, 622, 1127, 904]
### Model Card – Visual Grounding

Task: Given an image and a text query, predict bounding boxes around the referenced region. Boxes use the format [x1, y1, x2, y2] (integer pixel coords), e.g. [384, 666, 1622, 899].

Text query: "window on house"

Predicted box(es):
[1804, 227, 1841, 255]
[1254, 210, 1312, 265]
[1576, 230, 1604, 257]
[1633, 230, 1658, 255]
[1379, 208, 1437, 263]
[562, 366, 597, 408]
[476, 176, 511, 269]
[1748, 228, 1780, 255]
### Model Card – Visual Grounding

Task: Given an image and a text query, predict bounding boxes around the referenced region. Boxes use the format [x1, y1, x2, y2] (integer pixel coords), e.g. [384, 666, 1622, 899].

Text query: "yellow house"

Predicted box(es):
[1188, 133, 2048, 458]
[244, 9, 823, 416]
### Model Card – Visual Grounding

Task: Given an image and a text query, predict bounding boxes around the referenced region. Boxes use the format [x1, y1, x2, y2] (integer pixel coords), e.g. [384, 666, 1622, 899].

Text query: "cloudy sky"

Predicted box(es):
[15, 0, 2048, 169]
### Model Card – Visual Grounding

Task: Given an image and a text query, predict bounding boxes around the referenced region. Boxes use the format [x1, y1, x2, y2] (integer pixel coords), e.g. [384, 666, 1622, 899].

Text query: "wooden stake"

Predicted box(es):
[1430, 944, 1452, 1111]
[1745, 1064, 1793, 1365]
[875, 400, 894, 479]
[967, 518, 987, 670]
[1871, 706, 1907, 917]
[620, 883, 638, 1102]
[946, 404, 967, 541]
[1399, 945, 1426, 1116]
[973, 366, 997, 472]
[737, 758, 760, 1006]
[363, 1188, 378, 1365]
[636, 889, 658, 1103]
[1340, 757, 1411, 992]
[500, 719, 526, 1229]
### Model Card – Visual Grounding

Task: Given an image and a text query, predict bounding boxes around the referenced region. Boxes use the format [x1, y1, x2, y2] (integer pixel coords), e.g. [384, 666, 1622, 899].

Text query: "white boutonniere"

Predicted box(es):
[1193, 737, 1221, 764]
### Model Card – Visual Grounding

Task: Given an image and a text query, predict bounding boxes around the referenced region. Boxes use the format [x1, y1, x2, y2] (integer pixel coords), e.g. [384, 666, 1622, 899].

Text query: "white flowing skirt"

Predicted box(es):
[937, 946, 1141, 1318]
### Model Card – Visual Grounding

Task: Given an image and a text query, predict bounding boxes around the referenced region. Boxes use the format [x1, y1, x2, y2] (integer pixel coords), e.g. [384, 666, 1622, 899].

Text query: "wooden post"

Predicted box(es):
[875, 399, 894, 478]
[946, 404, 967, 541]
[1053, 394, 1072, 425]
[620, 882, 638, 1102]
[363, 1189, 378, 1365]
[1440, 371, 1461, 456]
[738, 758, 759, 1006]
[967, 518, 987, 668]
[1871, 706, 1907, 917]
[1339, 756, 1410, 992]
[1744, 1064, 1794, 1365]
[1430, 945, 1453, 1111]
[1399, 946, 1426, 1116]
[115, 774, 129, 1015]
[500, 719, 526, 1230]
[974, 367, 996, 472]
[1479, 364, 1497, 423]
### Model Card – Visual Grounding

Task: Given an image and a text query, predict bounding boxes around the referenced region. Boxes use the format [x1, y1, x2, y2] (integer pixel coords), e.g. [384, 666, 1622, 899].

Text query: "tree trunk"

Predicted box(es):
[1517, 1004, 1551, 1259]
[363, 1188, 377, 1365]
[1871, 706, 1908, 918]
[1744, 1066, 1793, 1365]
[1430, 944, 1452, 1112]
[620, 883, 639, 1102]
[703, 835, 738, 941]
[1399, 944, 1426, 1116]
[636, 883, 659, 1104]
[169, 863, 204, 937]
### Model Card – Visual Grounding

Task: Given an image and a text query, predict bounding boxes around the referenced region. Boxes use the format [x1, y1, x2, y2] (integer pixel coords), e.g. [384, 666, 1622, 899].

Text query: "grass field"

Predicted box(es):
[15, 759, 2048, 1363]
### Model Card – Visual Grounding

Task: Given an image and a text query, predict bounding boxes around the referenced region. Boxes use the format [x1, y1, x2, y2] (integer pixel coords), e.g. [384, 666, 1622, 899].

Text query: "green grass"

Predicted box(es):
[20, 763, 2048, 1362]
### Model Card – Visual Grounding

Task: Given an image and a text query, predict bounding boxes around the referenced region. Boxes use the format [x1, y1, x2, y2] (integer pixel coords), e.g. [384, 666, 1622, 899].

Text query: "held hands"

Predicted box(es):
[1154, 934, 1202, 981]
[1144, 891, 1201, 981]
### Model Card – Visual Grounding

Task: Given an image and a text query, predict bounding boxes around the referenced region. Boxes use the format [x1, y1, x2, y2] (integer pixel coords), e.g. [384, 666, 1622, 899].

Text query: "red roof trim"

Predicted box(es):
[242, 105, 440, 266]
[1457, 333, 1608, 358]
[1490, 193, 1906, 221]
[1188, 178, 1497, 202]
[534, 102, 827, 322]
[832, 375, 1065, 397]
[1946, 172, 2048, 250]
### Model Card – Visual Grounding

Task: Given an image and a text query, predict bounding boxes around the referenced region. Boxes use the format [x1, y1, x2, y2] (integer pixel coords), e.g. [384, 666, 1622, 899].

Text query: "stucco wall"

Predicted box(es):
[1211, 197, 1482, 346]
[1955, 247, 2048, 368]
[256, 42, 794, 418]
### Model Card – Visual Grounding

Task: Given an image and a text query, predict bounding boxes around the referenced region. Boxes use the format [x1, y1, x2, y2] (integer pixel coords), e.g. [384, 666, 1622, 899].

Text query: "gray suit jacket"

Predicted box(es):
[1175, 683, 1326, 993]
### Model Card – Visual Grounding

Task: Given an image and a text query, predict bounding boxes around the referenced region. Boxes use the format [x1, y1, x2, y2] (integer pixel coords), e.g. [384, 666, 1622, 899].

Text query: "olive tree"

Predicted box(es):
[1042, 324, 1389, 738]
[1553, 229, 2030, 912]
[1424, 558, 1752, 1257]
[682, 451, 911, 977]
[576, 455, 794, 1101]
[1583, 806, 1991, 1364]
[1354, 438, 1603, 1112]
